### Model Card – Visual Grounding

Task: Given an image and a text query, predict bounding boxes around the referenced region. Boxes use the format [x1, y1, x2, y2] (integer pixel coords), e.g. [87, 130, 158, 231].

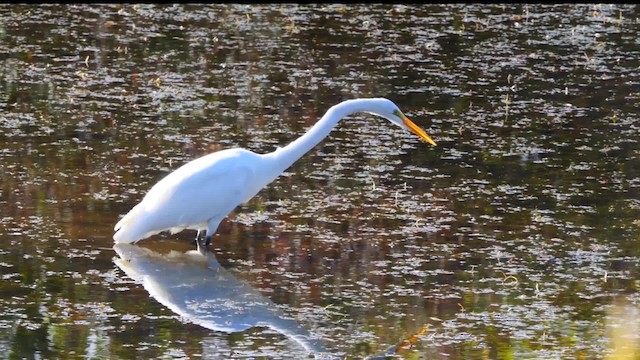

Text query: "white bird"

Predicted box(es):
[114, 98, 436, 251]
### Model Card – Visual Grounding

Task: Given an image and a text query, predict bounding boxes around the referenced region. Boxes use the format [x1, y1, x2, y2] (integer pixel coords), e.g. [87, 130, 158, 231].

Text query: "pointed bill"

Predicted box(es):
[402, 115, 437, 146]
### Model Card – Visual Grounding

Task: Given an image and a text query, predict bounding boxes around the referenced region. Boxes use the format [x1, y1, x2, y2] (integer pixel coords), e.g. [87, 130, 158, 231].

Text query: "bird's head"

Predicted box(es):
[365, 98, 437, 146]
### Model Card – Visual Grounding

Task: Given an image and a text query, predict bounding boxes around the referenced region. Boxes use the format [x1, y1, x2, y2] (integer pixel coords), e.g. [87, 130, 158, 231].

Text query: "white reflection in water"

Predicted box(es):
[113, 244, 331, 358]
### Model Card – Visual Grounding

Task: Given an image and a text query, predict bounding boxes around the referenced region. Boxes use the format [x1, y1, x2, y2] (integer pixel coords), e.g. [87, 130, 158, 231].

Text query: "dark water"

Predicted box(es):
[1, 4, 639, 359]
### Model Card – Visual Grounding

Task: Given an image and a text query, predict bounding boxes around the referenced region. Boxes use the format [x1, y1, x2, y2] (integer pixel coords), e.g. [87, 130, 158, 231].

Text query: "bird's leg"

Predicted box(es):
[193, 230, 203, 245]
[194, 229, 212, 248]
[196, 239, 204, 254]
[195, 230, 206, 245]
[195, 230, 207, 254]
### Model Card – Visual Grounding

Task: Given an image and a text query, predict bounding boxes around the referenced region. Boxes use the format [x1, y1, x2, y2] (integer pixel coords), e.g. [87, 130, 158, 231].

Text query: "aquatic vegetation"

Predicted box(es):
[0, 3, 638, 359]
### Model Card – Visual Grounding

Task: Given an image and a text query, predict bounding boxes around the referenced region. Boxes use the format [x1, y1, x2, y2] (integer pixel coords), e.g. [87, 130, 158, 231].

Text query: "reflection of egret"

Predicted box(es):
[113, 98, 436, 250]
[113, 243, 330, 357]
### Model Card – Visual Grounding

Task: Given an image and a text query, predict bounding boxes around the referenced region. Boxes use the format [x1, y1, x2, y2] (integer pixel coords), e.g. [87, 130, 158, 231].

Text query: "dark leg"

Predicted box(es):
[193, 230, 203, 245]
[205, 234, 212, 247]
[195, 230, 208, 254]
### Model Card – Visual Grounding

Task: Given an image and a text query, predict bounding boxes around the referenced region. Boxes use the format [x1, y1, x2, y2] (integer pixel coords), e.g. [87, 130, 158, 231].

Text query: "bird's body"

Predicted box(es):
[114, 98, 436, 250]
[113, 148, 268, 244]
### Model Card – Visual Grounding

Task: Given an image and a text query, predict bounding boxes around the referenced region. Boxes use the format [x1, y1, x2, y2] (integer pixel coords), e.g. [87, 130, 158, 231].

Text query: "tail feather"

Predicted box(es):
[113, 204, 155, 244]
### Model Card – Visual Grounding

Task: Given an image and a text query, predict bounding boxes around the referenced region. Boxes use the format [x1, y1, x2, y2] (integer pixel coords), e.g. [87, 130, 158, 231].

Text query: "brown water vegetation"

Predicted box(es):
[0, 4, 639, 359]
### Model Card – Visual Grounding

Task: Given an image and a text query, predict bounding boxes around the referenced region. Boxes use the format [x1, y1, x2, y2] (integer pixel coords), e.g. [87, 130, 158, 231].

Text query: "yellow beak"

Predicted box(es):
[402, 115, 437, 146]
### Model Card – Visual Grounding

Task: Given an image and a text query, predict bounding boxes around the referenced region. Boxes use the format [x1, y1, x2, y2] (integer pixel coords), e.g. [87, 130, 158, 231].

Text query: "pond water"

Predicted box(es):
[1, 4, 639, 359]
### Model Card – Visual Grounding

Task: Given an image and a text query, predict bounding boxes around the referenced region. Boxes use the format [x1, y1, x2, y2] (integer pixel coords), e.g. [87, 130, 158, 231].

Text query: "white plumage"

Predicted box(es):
[114, 98, 436, 250]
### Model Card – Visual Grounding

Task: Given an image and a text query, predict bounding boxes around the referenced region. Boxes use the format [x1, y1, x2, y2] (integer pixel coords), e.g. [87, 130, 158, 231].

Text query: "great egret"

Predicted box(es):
[114, 98, 436, 251]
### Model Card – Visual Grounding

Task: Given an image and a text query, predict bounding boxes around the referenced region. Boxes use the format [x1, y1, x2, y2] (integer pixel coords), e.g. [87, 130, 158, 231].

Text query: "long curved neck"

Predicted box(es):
[263, 99, 370, 176]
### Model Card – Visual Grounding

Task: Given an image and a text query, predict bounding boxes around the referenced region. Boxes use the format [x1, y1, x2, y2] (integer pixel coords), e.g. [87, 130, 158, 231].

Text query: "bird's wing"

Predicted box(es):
[145, 154, 256, 228]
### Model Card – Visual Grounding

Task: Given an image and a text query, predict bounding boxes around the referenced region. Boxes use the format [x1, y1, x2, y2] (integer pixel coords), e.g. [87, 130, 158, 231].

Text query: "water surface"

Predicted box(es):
[0, 4, 639, 359]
